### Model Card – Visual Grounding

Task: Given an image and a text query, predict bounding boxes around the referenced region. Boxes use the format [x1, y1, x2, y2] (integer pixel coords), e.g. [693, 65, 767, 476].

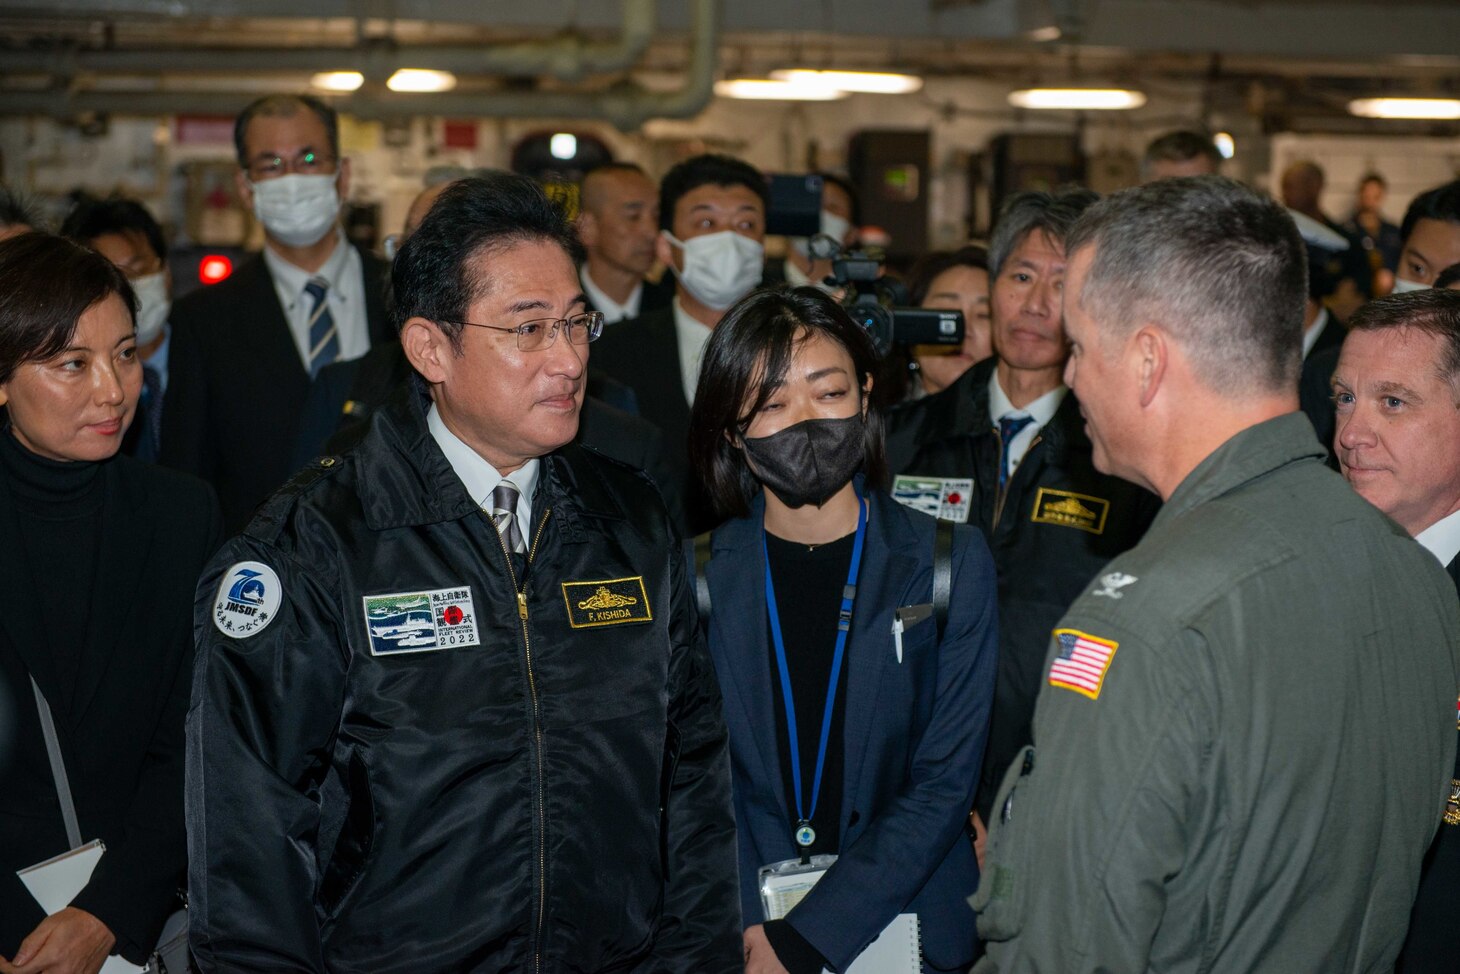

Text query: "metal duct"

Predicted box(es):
[0, 0, 718, 128]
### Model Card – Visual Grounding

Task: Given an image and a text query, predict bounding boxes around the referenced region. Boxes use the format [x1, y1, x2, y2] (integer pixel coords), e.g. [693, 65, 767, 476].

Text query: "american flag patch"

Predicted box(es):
[1049, 628, 1119, 699]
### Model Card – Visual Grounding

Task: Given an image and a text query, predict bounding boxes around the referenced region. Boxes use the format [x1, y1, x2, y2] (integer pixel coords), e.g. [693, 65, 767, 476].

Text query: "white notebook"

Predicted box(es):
[18, 840, 147, 973]
[760, 861, 922, 974]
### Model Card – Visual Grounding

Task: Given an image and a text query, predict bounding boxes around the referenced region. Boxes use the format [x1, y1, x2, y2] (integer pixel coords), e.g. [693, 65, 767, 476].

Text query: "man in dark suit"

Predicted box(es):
[576, 162, 673, 324]
[160, 93, 392, 532]
[591, 154, 769, 531]
[1331, 288, 1460, 973]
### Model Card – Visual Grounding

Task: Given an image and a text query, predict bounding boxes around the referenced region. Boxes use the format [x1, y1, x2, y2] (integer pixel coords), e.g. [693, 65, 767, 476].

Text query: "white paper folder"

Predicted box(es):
[759, 860, 922, 974]
[17, 840, 147, 973]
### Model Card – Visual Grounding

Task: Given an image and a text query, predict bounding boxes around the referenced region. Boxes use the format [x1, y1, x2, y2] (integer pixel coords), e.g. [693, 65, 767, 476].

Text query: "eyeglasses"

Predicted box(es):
[445, 311, 604, 351]
[246, 150, 338, 181]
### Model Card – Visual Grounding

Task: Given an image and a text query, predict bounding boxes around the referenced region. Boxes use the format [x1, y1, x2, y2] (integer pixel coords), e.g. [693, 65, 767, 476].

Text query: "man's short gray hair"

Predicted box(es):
[988, 187, 1100, 278]
[1065, 175, 1306, 396]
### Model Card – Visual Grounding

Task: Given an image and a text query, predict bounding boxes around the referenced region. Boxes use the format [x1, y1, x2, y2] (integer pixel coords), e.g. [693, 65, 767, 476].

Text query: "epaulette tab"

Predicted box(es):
[243, 455, 346, 544]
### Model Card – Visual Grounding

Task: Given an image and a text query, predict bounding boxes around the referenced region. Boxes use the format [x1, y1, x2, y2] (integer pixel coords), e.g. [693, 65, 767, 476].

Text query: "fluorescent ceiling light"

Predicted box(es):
[387, 69, 457, 93]
[770, 69, 923, 95]
[1008, 88, 1147, 110]
[715, 78, 848, 101]
[549, 133, 578, 160]
[311, 71, 363, 92]
[1213, 132, 1236, 159]
[1348, 98, 1460, 120]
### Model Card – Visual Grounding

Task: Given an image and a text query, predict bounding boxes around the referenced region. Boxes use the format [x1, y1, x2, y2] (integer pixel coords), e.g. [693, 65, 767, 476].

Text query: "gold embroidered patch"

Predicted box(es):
[562, 576, 653, 629]
[1445, 779, 1460, 827]
[1030, 488, 1109, 535]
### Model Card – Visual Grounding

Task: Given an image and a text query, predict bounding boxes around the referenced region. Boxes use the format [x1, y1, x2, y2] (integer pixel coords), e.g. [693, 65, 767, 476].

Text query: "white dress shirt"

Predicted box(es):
[1416, 508, 1460, 570]
[262, 228, 371, 369]
[428, 403, 540, 542]
[672, 297, 714, 407]
[988, 371, 1067, 474]
[580, 266, 643, 325]
[1302, 307, 1331, 360]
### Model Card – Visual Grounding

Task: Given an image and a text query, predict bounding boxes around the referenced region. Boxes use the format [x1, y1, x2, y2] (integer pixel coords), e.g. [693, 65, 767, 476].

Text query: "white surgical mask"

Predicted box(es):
[1391, 277, 1430, 294]
[129, 270, 171, 346]
[664, 230, 765, 311]
[250, 173, 340, 248]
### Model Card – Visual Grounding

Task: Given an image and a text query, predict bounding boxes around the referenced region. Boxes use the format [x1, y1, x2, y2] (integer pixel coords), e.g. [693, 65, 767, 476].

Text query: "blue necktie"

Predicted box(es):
[137, 364, 163, 461]
[998, 414, 1035, 490]
[304, 277, 340, 378]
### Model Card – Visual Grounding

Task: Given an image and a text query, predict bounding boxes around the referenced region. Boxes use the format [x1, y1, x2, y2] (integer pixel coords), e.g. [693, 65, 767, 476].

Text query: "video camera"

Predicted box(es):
[765, 172, 963, 356]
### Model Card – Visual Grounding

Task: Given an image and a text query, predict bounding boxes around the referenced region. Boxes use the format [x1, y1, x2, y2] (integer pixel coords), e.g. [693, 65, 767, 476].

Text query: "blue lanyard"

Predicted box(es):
[762, 491, 869, 849]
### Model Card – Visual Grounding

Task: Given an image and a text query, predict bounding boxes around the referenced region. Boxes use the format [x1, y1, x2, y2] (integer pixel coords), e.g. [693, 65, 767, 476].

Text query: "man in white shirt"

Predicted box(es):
[1332, 286, 1460, 973]
[576, 163, 671, 324]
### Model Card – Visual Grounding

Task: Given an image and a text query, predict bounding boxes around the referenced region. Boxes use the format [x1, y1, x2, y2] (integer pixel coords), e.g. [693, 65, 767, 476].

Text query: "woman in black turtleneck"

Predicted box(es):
[0, 233, 221, 974]
[689, 287, 999, 974]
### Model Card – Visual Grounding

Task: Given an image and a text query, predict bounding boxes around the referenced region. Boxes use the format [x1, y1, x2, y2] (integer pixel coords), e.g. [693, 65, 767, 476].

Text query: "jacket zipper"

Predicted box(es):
[495, 508, 553, 974]
[992, 433, 1041, 530]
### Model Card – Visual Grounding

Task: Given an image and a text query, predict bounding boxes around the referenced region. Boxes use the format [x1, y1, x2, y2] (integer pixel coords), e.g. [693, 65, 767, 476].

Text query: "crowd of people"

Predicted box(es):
[2, 93, 1460, 974]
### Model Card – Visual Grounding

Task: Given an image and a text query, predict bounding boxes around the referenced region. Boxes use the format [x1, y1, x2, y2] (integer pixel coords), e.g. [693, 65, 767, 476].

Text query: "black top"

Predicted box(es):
[765, 529, 855, 858]
[0, 429, 103, 713]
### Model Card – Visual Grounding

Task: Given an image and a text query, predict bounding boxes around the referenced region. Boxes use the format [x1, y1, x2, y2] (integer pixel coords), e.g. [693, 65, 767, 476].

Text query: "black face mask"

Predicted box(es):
[742, 414, 866, 509]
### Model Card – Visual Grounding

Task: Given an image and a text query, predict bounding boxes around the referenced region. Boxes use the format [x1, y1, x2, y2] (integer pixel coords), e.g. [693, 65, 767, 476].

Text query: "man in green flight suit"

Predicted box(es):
[974, 175, 1460, 973]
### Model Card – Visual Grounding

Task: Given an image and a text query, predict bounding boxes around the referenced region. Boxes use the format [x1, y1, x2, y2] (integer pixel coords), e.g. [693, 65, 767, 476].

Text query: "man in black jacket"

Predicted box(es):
[160, 94, 392, 532]
[186, 173, 739, 973]
[885, 188, 1157, 853]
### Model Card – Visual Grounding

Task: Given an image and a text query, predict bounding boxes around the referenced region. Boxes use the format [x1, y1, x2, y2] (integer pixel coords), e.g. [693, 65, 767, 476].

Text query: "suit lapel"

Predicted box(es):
[71, 461, 153, 722]
[360, 248, 394, 346]
[840, 491, 920, 827]
[239, 255, 309, 386]
[0, 469, 59, 702]
[707, 499, 790, 818]
[1448, 555, 1460, 601]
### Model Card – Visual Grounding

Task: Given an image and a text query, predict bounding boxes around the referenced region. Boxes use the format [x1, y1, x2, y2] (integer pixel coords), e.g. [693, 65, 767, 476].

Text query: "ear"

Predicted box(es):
[234, 168, 254, 210]
[337, 156, 352, 201]
[1134, 326, 1167, 409]
[400, 317, 454, 385]
[0, 384, 8, 408]
[577, 211, 599, 248]
[655, 231, 677, 272]
[861, 373, 874, 417]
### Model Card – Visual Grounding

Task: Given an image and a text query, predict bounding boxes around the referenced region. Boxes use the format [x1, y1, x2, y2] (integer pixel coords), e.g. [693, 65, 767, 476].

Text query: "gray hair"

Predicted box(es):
[1065, 175, 1306, 396]
[988, 187, 1100, 278]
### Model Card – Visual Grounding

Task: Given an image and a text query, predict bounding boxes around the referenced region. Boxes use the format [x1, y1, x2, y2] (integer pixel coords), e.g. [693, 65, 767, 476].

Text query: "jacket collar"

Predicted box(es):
[354, 375, 625, 538]
[1152, 412, 1326, 530]
[925, 355, 1087, 465]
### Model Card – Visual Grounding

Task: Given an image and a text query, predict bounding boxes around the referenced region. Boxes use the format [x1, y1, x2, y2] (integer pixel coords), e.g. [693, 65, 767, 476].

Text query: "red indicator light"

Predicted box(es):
[199, 255, 233, 285]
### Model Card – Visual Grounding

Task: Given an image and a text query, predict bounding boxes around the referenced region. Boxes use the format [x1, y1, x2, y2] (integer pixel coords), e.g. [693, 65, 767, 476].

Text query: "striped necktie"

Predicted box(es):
[138, 364, 164, 461]
[489, 482, 526, 554]
[304, 277, 340, 378]
[998, 414, 1036, 489]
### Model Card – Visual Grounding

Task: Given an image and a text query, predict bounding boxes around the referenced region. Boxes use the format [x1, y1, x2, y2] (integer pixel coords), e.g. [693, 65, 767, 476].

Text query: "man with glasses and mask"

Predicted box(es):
[161, 94, 392, 531]
[187, 173, 739, 973]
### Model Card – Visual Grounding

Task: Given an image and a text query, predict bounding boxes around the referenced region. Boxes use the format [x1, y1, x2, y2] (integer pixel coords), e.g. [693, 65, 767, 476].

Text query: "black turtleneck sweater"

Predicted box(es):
[0, 429, 105, 714]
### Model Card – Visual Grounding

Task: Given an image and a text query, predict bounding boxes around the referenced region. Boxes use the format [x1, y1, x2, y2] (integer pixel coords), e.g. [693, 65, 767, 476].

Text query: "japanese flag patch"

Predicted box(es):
[1048, 628, 1118, 699]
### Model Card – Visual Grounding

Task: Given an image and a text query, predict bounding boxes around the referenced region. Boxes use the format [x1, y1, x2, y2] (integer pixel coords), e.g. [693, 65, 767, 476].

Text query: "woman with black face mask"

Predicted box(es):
[688, 287, 999, 974]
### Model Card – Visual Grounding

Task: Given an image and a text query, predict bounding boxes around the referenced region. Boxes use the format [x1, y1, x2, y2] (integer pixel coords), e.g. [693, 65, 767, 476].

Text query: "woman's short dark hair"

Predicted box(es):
[0, 232, 136, 385]
[689, 286, 888, 519]
[906, 244, 990, 306]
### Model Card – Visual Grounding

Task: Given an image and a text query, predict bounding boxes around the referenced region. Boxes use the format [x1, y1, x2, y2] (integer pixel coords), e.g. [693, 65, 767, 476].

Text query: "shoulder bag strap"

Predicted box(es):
[693, 531, 714, 621]
[30, 676, 83, 849]
[933, 518, 954, 640]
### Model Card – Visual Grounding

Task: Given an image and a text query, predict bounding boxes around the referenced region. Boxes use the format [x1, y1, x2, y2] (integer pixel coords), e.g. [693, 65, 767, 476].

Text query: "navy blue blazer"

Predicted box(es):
[701, 487, 998, 971]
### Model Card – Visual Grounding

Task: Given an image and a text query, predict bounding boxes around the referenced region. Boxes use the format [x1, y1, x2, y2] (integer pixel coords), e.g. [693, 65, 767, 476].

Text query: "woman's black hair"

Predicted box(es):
[689, 285, 888, 519]
[0, 232, 136, 385]
[905, 244, 990, 306]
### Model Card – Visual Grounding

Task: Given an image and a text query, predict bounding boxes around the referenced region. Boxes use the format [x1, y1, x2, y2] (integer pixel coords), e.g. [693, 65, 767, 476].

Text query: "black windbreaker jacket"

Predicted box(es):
[885, 357, 1159, 819]
[185, 384, 740, 973]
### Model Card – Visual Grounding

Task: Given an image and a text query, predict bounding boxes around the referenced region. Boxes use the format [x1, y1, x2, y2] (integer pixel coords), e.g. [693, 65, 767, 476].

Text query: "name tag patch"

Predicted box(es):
[562, 576, 653, 629]
[1030, 487, 1109, 534]
[1048, 628, 1118, 699]
[363, 587, 480, 655]
[892, 475, 974, 523]
[213, 561, 282, 639]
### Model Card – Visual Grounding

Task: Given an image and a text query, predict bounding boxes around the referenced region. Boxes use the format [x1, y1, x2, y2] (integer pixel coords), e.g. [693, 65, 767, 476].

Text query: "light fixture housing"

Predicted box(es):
[1008, 88, 1147, 110]
[714, 78, 849, 101]
[549, 133, 578, 160]
[387, 69, 458, 93]
[1348, 98, 1460, 120]
[769, 69, 923, 95]
[311, 71, 364, 92]
[1213, 132, 1236, 159]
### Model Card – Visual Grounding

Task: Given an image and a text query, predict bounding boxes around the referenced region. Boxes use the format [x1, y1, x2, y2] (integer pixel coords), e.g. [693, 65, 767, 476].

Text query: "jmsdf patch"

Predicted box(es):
[1030, 487, 1109, 534]
[363, 587, 480, 655]
[213, 561, 283, 639]
[563, 576, 653, 629]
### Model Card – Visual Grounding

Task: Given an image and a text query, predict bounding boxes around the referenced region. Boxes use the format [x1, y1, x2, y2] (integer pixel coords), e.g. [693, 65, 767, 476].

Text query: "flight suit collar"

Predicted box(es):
[1152, 411, 1325, 530]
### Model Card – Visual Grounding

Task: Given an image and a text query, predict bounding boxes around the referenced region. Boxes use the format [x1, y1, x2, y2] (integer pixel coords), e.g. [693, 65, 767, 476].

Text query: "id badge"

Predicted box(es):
[758, 854, 838, 921]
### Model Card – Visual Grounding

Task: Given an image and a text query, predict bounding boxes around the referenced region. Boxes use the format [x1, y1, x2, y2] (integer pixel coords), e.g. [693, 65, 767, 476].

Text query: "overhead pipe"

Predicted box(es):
[0, 0, 654, 84]
[0, 0, 718, 130]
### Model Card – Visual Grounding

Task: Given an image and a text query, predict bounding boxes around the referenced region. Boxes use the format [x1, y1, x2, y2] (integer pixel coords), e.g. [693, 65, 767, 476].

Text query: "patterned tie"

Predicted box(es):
[998, 414, 1036, 490]
[138, 364, 164, 461]
[489, 482, 526, 555]
[303, 277, 340, 378]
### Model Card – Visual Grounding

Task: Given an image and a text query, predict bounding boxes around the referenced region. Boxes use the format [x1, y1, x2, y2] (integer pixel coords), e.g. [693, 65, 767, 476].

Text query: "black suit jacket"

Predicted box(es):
[0, 456, 222, 963]
[1299, 313, 1348, 464]
[159, 245, 391, 533]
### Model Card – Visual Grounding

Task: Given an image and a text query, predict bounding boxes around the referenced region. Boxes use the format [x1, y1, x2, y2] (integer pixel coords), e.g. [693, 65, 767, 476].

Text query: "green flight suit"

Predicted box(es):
[975, 413, 1460, 973]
